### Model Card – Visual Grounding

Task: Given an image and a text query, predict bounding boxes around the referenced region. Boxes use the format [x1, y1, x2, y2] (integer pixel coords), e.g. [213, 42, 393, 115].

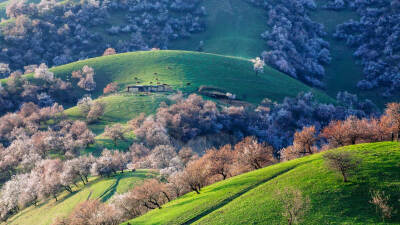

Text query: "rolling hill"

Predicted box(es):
[55, 50, 334, 129]
[56, 50, 333, 153]
[0, 0, 395, 105]
[4, 170, 158, 225]
[123, 142, 400, 225]
[50, 50, 333, 103]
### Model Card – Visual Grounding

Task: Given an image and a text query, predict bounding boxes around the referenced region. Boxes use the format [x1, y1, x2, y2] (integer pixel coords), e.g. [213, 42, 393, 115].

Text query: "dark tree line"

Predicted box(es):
[132, 92, 378, 153]
[0, 0, 206, 70]
[330, 0, 400, 96]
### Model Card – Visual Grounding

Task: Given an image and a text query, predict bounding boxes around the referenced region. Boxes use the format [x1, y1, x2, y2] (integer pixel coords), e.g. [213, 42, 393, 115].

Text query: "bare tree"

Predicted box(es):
[385, 103, 400, 141]
[181, 158, 209, 194]
[369, 190, 394, 222]
[276, 187, 310, 225]
[234, 137, 276, 170]
[110, 192, 143, 220]
[166, 172, 188, 198]
[323, 151, 361, 182]
[203, 145, 235, 180]
[133, 179, 170, 209]
[56, 200, 121, 225]
[293, 126, 317, 155]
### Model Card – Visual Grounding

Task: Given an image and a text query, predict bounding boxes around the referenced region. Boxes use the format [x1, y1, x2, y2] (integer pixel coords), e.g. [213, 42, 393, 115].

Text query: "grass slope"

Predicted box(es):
[5, 170, 157, 225]
[169, 0, 267, 58]
[65, 93, 167, 135]
[50, 51, 332, 104]
[124, 142, 400, 225]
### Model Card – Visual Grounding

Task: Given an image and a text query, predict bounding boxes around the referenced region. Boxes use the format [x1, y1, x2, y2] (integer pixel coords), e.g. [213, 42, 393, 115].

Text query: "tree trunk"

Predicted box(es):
[341, 171, 348, 182]
[162, 191, 171, 202]
[64, 185, 73, 193]
[193, 187, 200, 194]
[143, 202, 156, 210]
[80, 175, 86, 185]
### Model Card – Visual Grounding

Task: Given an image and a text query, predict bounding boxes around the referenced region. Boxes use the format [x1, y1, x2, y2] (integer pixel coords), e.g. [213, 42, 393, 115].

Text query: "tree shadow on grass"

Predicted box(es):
[181, 166, 299, 225]
[99, 176, 122, 202]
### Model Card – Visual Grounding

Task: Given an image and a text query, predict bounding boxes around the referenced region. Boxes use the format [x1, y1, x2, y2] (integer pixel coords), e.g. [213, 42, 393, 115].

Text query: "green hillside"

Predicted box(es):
[2, 50, 333, 117]
[55, 50, 334, 129]
[124, 142, 400, 225]
[5, 170, 157, 225]
[50, 51, 332, 104]
[169, 0, 267, 58]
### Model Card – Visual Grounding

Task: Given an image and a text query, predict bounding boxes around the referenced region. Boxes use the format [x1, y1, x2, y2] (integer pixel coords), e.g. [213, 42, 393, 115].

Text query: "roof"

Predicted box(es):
[127, 84, 169, 88]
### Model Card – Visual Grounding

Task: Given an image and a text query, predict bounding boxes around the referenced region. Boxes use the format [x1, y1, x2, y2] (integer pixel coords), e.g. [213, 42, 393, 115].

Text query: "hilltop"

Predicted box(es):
[55, 50, 333, 132]
[124, 142, 400, 225]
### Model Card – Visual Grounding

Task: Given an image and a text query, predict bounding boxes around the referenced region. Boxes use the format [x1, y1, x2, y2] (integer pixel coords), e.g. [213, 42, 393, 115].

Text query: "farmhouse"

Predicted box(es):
[126, 84, 172, 93]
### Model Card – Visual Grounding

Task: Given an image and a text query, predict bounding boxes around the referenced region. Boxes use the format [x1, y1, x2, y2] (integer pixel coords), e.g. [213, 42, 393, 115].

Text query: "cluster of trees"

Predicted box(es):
[0, 102, 95, 184]
[0, 64, 73, 115]
[245, 0, 330, 87]
[0, 94, 396, 223]
[72, 65, 96, 91]
[332, 0, 400, 96]
[0, 147, 136, 221]
[0, 64, 99, 117]
[281, 102, 399, 161]
[51, 98, 399, 224]
[0, 0, 206, 70]
[130, 92, 378, 153]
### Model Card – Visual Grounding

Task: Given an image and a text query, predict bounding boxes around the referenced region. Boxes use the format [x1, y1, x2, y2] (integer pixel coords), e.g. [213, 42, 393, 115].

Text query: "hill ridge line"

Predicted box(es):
[180, 165, 300, 225]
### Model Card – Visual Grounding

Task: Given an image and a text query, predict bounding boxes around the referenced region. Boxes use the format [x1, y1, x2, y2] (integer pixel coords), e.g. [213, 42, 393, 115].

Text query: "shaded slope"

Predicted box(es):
[124, 142, 400, 225]
[169, 0, 267, 58]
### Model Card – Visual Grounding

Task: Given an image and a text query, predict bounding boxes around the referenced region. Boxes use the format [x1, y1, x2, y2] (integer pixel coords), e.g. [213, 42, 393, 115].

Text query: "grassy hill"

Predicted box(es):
[54, 50, 333, 129]
[124, 142, 400, 225]
[49, 50, 332, 104]
[4, 170, 158, 225]
[2, 50, 333, 118]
